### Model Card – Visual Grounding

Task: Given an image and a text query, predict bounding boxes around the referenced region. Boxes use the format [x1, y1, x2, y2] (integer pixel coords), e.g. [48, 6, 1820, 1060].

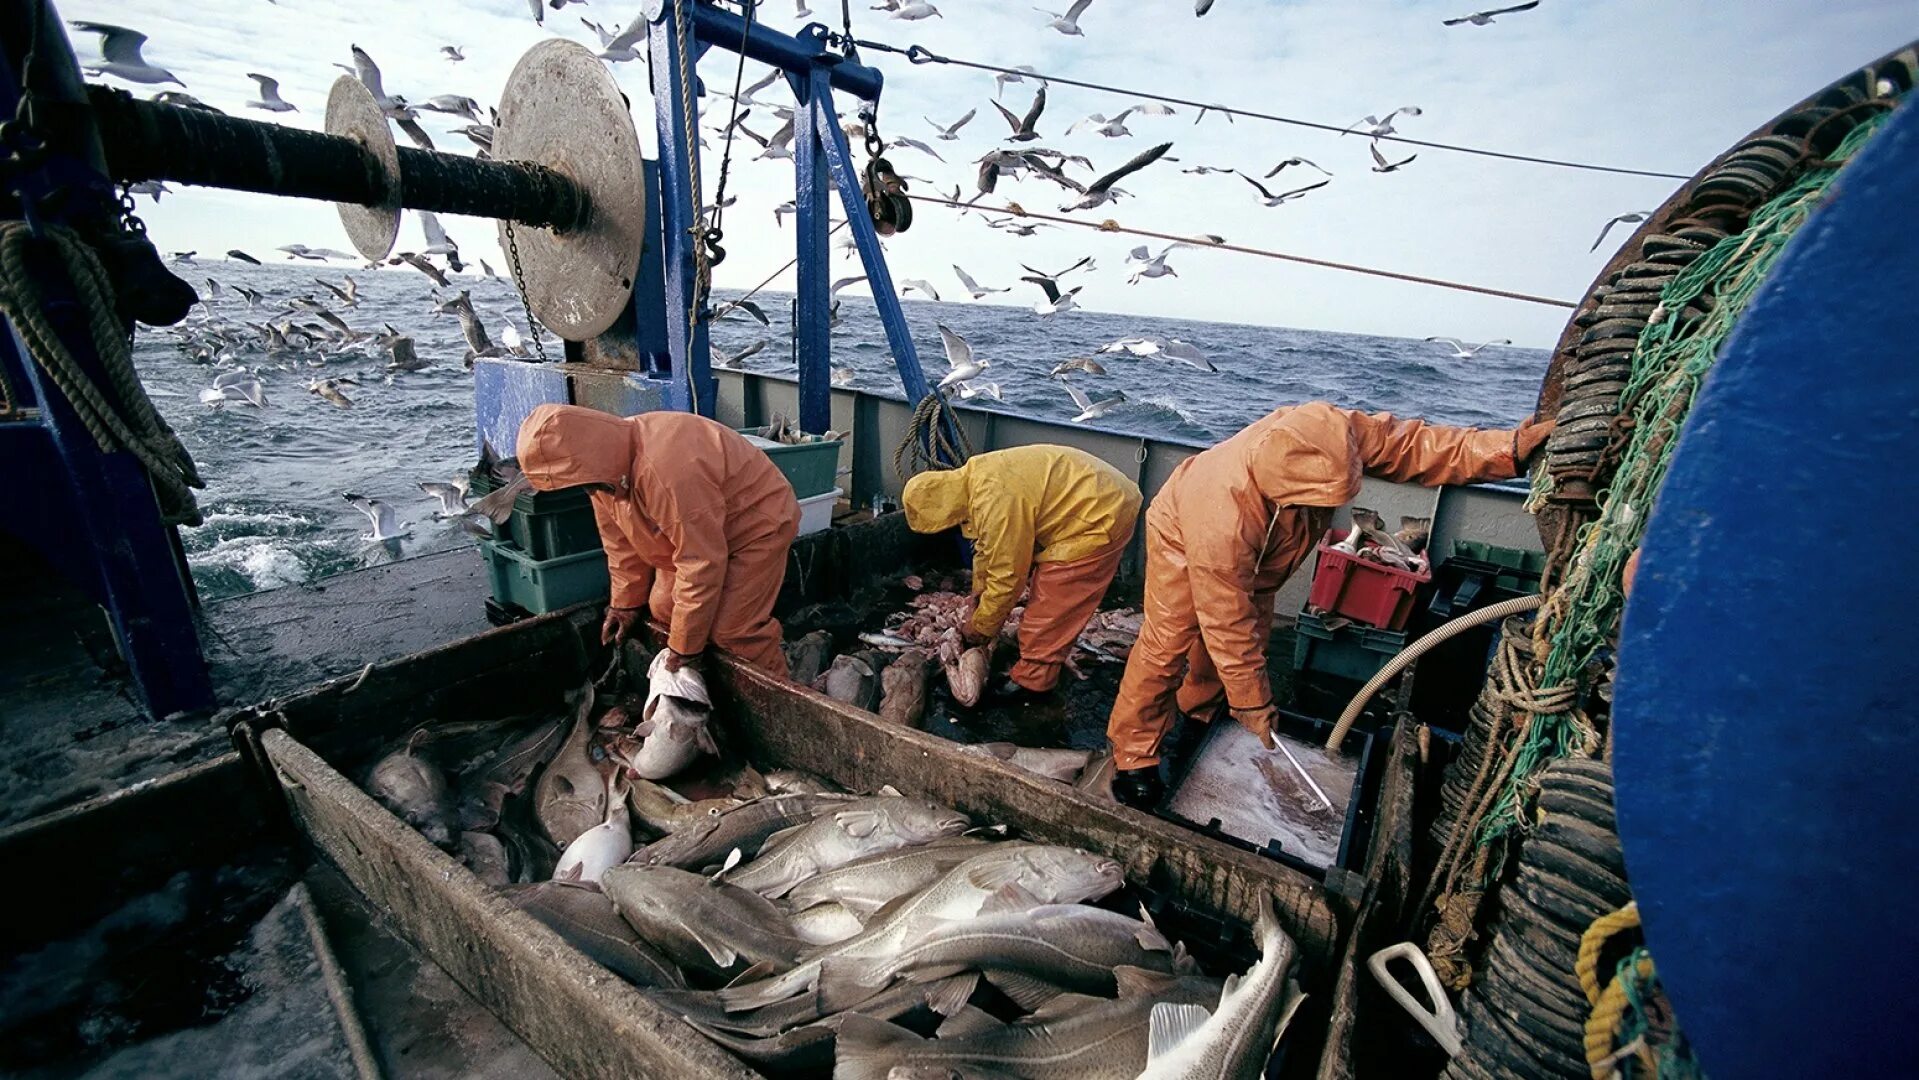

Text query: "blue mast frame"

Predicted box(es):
[648, 3, 938, 438]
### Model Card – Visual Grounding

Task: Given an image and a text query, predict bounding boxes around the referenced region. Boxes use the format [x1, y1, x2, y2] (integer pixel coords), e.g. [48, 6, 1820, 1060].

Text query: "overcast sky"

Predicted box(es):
[67, 0, 1916, 345]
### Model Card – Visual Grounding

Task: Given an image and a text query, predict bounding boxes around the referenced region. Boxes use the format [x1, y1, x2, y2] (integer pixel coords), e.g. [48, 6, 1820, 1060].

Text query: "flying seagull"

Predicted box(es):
[343, 493, 410, 542]
[900, 279, 942, 302]
[1369, 140, 1417, 173]
[308, 377, 357, 409]
[1443, 1, 1539, 26]
[1056, 141, 1174, 211]
[1344, 106, 1423, 138]
[419, 480, 470, 517]
[69, 22, 183, 86]
[1125, 242, 1189, 283]
[1026, 275, 1082, 317]
[1050, 357, 1106, 376]
[315, 276, 359, 306]
[1039, 0, 1096, 35]
[926, 109, 976, 140]
[386, 335, 431, 373]
[1058, 377, 1125, 422]
[441, 45, 466, 62]
[991, 87, 1047, 143]
[953, 265, 1008, 299]
[1067, 103, 1175, 138]
[1263, 156, 1332, 179]
[227, 249, 262, 265]
[1239, 172, 1328, 207]
[418, 211, 459, 256]
[714, 339, 767, 370]
[934, 323, 986, 390]
[1424, 336, 1512, 359]
[394, 252, 450, 287]
[1590, 210, 1654, 252]
[954, 382, 1002, 401]
[246, 74, 297, 112]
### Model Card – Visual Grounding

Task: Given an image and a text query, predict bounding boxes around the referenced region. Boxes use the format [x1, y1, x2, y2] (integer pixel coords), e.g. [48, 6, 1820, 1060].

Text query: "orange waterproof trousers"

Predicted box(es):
[1008, 520, 1137, 692]
[645, 518, 797, 677]
[1106, 517, 1277, 770]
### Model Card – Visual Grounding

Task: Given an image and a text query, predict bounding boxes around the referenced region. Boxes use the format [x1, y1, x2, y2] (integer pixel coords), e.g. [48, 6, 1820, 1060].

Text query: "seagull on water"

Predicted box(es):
[1239, 172, 1328, 207]
[934, 323, 987, 390]
[308, 377, 357, 409]
[419, 480, 470, 517]
[1443, 1, 1539, 26]
[1590, 211, 1654, 252]
[344, 493, 411, 542]
[1038, 0, 1096, 35]
[69, 23, 183, 86]
[1056, 141, 1173, 212]
[991, 87, 1048, 143]
[1058, 378, 1125, 422]
[926, 109, 976, 140]
[246, 74, 297, 112]
[1424, 336, 1512, 359]
[953, 265, 1007, 299]
[1369, 141, 1417, 173]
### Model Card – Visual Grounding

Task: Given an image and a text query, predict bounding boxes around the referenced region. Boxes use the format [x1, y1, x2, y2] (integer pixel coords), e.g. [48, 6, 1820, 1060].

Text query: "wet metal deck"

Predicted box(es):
[0, 545, 493, 827]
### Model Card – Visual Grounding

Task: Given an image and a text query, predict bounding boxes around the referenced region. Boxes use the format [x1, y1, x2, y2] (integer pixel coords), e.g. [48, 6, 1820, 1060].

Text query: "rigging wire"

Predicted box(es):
[903, 192, 1580, 309]
[841, 38, 1692, 181]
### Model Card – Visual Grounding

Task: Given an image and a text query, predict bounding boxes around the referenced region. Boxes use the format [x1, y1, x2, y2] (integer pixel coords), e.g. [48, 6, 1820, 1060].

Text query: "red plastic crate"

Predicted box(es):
[1306, 530, 1431, 631]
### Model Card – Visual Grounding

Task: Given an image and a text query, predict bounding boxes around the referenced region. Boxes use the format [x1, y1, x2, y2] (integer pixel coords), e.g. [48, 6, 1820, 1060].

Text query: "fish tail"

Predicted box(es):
[831, 1014, 926, 1080]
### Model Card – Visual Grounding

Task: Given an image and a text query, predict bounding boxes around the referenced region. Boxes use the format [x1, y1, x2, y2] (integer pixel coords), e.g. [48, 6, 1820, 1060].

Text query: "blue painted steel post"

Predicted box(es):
[649, 6, 715, 416]
[790, 64, 833, 435]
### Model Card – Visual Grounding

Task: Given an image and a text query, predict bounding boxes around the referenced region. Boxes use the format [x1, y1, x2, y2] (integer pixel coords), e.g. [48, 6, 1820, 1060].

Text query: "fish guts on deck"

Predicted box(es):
[516, 404, 800, 676]
[902, 445, 1143, 694]
[1105, 402, 1552, 808]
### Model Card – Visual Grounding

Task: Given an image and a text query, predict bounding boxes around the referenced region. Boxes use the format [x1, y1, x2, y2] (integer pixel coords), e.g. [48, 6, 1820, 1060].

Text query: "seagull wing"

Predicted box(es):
[829, 274, 866, 297]
[1058, 378, 1092, 412]
[1489, 1, 1540, 14]
[1087, 141, 1172, 195]
[1021, 275, 1062, 305]
[935, 323, 972, 370]
[394, 115, 436, 150]
[953, 265, 984, 294]
[1424, 336, 1467, 350]
[1019, 86, 1048, 135]
[990, 98, 1025, 136]
[742, 67, 781, 98]
[1369, 141, 1391, 169]
[419, 211, 451, 247]
[74, 23, 150, 66]
[1064, 0, 1096, 21]
[248, 73, 281, 99]
[1278, 179, 1330, 200]
[1239, 172, 1276, 200]
[350, 45, 386, 100]
[947, 108, 976, 134]
[343, 493, 383, 530]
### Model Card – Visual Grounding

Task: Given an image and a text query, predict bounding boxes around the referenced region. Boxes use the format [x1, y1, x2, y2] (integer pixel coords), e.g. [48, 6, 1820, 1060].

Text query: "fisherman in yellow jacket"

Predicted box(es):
[902, 445, 1143, 700]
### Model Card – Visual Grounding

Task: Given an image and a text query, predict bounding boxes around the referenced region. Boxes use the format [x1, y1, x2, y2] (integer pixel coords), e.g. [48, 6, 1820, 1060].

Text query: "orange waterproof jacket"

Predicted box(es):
[516, 404, 799, 655]
[902, 445, 1143, 637]
[1152, 402, 1520, 709]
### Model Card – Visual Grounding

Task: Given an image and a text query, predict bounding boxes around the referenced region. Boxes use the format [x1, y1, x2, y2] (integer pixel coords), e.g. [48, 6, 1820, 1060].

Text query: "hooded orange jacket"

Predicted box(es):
[1154, 402, 1519, 709]
[516, 405, 800, 656]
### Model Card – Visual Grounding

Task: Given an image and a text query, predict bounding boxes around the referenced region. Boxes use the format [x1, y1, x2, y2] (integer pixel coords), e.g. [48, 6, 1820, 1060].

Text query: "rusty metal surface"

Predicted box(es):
[492, 40, 648, 342]
[261, 727, 756, 1080]
[325, 77, 401, 262]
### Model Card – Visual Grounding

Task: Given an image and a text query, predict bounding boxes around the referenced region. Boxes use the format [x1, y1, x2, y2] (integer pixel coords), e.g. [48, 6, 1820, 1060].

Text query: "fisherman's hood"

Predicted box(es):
[901, 463, 973, 534]
[1250, 402, 1362, 508]
[515, 404, 637, 491]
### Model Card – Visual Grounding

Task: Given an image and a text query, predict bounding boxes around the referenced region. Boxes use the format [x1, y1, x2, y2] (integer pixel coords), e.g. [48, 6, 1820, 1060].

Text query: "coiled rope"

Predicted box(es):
[892, 392, 972, 480]
[0, 222, 203, 524]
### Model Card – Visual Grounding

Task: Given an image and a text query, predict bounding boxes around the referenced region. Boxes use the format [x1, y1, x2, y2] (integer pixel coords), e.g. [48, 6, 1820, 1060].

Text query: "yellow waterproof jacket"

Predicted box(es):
[902, 445, 1142, 637]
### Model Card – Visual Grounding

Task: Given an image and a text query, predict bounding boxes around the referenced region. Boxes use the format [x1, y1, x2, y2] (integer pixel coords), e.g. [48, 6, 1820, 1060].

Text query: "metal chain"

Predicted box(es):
[501, 219, 548, 362]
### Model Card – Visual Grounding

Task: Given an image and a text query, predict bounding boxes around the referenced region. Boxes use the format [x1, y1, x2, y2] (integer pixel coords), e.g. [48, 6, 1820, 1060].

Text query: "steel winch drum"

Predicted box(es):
[325, 76, 403, 263]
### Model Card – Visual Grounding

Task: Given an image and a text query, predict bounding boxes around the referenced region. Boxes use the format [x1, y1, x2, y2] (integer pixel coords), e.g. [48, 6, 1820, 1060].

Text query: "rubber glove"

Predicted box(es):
[1515, 416, 1556, 463]
[1230, 703, 1280, 750]
[662, 649, 702, 674]
[601, 606, 642, 646]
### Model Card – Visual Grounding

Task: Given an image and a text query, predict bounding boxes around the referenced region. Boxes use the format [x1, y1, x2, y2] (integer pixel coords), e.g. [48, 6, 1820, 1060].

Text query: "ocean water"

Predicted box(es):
[135, 260, 1546, 601]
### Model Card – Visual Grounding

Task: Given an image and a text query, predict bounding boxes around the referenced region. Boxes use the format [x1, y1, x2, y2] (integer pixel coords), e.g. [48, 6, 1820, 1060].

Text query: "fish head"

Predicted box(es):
[874, 797, 972, 844]
[631, 697, 715, 780]
[1018, 846, 1127, 904]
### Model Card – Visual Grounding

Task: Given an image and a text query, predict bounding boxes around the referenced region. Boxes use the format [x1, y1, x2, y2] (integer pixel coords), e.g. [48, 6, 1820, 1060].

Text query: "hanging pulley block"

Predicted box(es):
[325, 77, 403, 262]
[492, 39, 649, 341]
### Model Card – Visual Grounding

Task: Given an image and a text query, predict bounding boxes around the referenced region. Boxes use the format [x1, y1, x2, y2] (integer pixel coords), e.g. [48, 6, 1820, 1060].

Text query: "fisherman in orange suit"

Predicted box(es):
[516, 404, 801, 677]
[1105, 403, 1553, 808]
[902, 445, 1143, 700]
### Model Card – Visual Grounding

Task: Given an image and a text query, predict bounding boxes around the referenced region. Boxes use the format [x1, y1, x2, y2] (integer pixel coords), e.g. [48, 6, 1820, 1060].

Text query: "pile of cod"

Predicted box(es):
[364, 649, 1305, 1079]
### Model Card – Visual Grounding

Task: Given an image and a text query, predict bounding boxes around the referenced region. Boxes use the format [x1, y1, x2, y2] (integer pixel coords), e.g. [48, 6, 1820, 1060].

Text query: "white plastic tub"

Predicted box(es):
[797, 487, 842, 536]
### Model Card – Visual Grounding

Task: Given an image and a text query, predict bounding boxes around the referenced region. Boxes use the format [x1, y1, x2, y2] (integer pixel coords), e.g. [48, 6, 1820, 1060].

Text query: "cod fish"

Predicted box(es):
[627, 776, 742, 837]
[503, 881, 684, 989]
[623, 650, 717, 780]
[945, 646, 991, 707]
[553, 775, 633, 885]
[1137, 891, 1306, 1080]
[368, 734, 455, 848]
[788, 901, 867, 946]
[459, 717, 565, 830]
[763, 768, 842, 796]
[785, 836, 994, 917]
[786, 630, 835, 687]
[719, 845, 1125, 1015]
[878, 651, 932, 726]
[633, 792, 853, 871]
[818, 652, 884, 710]
[962, 742, 1096, 783]
[684, 975, 977, 1073]
[601, 864, 809, 980]
[864, 903, 1185, 1008]
[459, 830, 511, 887]
[834, 967, 1225, 1080]
[534, 686, 609, 847]
[721, 796, 970, 899]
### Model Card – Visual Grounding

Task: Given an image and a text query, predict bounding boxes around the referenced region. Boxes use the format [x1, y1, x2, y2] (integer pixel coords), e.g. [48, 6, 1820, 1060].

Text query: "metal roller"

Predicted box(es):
[324, 77, 402, 262]
[491, 39, 649, 342]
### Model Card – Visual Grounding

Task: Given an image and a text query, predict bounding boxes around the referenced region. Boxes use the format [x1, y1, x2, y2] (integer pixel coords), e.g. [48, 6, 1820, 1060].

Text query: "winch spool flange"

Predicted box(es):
[491, 39, 649, 342]
[324, 77, 402, 263]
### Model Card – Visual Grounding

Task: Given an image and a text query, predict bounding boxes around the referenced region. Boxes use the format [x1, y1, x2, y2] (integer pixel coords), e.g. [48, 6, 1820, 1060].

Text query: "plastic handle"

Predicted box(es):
[1367, 942, 1462, 1057]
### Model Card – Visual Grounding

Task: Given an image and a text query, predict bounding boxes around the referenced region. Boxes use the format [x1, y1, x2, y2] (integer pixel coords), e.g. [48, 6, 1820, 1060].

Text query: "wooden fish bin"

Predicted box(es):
[230, 606, 1359, 1078]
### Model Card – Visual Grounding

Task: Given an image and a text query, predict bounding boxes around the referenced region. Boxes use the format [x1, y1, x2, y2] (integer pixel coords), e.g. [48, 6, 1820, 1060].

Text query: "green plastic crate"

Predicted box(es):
[738, 431, 843, 499]
[1292, 610, 1409, 684]
[480, 538, 610, 615]
[469, 469, 603, 560]
[1449, 540, 1546, 595]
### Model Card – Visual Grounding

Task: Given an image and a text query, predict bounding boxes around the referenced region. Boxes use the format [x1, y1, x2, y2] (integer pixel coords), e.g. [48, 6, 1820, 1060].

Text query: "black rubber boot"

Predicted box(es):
[1113, 766, 1165, 810]
[986, 677, 1053, 704]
